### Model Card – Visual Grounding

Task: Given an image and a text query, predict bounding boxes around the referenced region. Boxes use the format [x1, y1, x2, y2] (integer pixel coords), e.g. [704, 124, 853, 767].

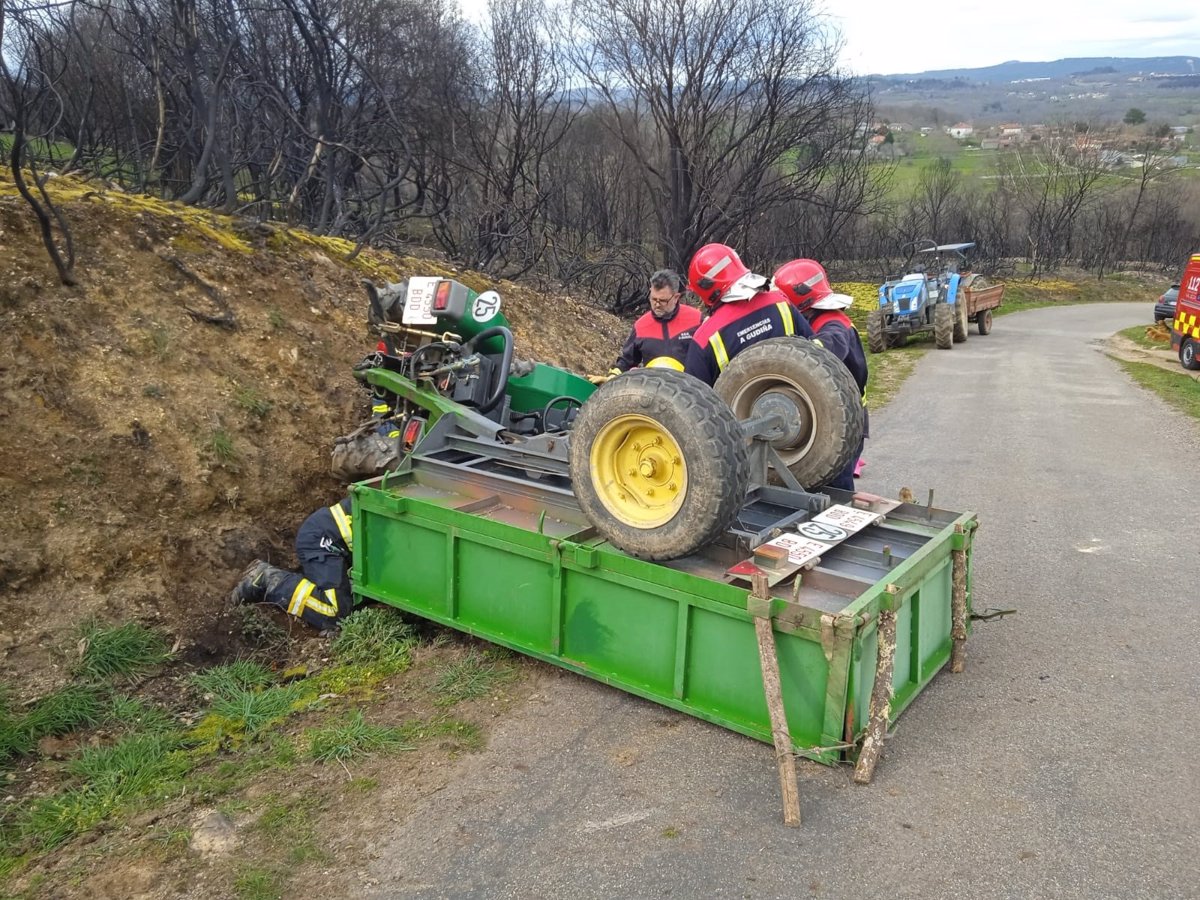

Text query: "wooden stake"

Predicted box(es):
[950, 525, 968, 674]
[853, 607, 897, 785]
[751, 573, 801, 827]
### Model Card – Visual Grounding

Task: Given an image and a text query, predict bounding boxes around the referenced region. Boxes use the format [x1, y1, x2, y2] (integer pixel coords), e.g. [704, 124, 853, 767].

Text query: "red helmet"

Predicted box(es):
[772, 258, 832, 313]
[688, 243, 750, 306]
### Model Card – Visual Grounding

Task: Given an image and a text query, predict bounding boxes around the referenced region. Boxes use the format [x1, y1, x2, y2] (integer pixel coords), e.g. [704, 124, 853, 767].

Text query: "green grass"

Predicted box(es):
[431, 650, 517, 707]
[188, 662, 313, 751]
[399, 717, 484, 752]
[252, 795, 329, 864]
[1115, 359, 1200, 420]
[330, 608, 417, 674]
[864, 342, 928, 411]
[1118, 324, 1167, 350]
[306, 710, 415, 762]
[191, 660, 277, 698]
[15, 685, 106, 745]
[234, 865, 284, 900]
[21, 732, 191, 850]
[206, 682, 308, 739]
[106, 694, 177, 733]
[75, 620, 171, 681]
[148, 325, 172, 360]
[233, 385, 273, 419]
[206, 428, 237, 464]
[67, 732, 189, 790]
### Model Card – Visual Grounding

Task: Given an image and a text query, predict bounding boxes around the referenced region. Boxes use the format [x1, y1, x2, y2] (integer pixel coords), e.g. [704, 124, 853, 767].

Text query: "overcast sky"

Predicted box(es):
[458, 0, 1199, 76]
[826, 0, 1200, 74]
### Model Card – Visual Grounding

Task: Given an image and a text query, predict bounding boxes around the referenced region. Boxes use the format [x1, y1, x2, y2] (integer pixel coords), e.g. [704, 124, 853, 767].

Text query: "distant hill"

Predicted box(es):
[875, 56, 1200, 84]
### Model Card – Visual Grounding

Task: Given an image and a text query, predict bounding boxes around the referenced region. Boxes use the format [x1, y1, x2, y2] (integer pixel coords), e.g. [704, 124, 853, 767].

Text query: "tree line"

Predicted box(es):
[2, 0, 1196, 302]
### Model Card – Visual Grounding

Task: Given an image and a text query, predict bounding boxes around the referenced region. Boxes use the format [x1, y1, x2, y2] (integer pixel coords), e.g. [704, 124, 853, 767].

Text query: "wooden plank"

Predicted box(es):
[950, 523, 968, 674]
[853, 608, 897, 785]
[752, 574, 801, 827]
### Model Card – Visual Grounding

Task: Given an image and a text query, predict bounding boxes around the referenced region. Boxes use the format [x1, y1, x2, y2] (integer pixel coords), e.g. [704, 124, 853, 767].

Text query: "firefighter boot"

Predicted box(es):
[228, 560, 271, 607]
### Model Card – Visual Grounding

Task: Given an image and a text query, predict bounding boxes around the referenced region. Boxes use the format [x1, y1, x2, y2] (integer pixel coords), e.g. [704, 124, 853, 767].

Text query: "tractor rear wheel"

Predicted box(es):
[953, 300, 969, 343]
[714, 338, 863, 490]
[934, 303, 954, 349]
[977, 309, 993, 335]
[570, 369, 749, 560]
[866, 309, 887, 354]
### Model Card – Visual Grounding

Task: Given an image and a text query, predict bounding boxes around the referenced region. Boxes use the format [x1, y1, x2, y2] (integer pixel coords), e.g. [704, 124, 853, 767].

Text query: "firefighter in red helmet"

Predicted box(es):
[682, 243, 814, 386]
[773, 258, 868, 489]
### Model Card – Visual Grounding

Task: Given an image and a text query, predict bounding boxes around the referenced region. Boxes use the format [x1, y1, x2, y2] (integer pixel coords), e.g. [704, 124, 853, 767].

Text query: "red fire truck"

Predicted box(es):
[1170, 254, 1200, 370]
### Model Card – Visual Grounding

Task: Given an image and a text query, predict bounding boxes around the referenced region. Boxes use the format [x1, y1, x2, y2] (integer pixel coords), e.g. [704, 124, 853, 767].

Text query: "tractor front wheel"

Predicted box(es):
[867, 309, 887, 354]
[569, 369, 750, 560]
[934, 303, 954, 349]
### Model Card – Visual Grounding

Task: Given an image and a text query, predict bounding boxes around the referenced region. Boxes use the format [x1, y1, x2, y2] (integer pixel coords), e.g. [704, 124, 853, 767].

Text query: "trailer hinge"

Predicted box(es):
[571, 544, 598, 569]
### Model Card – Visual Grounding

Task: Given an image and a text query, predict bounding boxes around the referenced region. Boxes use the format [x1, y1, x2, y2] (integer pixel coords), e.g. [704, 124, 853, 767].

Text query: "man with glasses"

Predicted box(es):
[591, 269, 702, 383]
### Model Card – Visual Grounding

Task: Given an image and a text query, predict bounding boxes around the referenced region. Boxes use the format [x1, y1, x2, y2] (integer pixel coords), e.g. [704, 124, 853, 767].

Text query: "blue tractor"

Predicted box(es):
[867, 241, 976, 353]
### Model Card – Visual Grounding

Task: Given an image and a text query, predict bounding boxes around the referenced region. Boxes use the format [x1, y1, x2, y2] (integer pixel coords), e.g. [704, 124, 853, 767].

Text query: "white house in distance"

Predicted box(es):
[947, 122, 974, 139]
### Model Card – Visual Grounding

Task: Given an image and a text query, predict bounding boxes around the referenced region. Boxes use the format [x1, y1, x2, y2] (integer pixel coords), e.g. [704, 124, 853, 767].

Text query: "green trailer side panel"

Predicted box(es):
[561, 573, 677, 694]
[351, 477, 976, 764]
[460, 541, 555, 652]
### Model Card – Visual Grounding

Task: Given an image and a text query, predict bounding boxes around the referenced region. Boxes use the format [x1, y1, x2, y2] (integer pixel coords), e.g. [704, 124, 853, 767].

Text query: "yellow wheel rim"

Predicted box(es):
[589, 414, 688, 528]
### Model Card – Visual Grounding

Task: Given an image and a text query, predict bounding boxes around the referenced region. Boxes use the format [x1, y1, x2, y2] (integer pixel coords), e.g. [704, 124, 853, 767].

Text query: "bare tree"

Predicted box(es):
[566, 0, 870, 272]
[999, 137, 1109, 277]
[0, 0, 83, 285]
[911, 157, 961, 240]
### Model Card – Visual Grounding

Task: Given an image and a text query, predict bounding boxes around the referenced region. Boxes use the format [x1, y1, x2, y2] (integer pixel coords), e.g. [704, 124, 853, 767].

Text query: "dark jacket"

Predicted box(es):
[808, 310, 868, 395]
[614, 303, 703, 371]
[684, 290, 814, 386]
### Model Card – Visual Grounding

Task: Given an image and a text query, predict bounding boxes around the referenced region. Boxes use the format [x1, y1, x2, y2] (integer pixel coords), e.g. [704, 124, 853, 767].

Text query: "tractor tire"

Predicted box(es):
[1181, 338, 1200, 371]
[977, 308, 993, 335]
[934, 303, 954, 349]
[569, 369, 749, 560]
[866, 309, 887, 354]
[714, 337, 863, 491]
[953, 300, 969, 343]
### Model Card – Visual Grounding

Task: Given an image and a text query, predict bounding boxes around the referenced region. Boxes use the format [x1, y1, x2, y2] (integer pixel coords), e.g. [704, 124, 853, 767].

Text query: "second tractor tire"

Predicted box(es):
[569, 369, 750, 560]
[953, 299, 969, 343]
[714, 337, 863, 490]
[866, 309, 887, 354]
[934, 303, 954, 349]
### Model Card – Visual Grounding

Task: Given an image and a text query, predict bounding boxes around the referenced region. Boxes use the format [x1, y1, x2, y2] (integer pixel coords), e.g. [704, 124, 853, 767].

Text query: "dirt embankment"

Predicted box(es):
[0, 171, 627, 698]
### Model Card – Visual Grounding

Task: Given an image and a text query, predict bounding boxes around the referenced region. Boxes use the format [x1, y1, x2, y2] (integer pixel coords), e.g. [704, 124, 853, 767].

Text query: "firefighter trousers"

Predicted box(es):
[256, 550, 353, 631]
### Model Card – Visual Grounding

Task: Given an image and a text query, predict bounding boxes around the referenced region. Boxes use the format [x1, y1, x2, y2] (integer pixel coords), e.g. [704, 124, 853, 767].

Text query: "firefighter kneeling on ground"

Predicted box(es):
[772, 258, 869, 491]
[229, 497, 355, 632]
[682, 243, 815, 386]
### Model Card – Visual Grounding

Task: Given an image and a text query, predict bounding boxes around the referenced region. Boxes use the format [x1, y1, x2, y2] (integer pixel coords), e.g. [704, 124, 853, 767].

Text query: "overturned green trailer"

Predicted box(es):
[351, 469, 976, 766]
[345, 275, 978, 771]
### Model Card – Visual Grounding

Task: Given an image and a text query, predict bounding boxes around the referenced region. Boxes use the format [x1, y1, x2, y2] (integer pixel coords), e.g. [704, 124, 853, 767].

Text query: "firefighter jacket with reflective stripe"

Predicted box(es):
[684, 290, 814, 386]
[295, 496, 353, 560]
[808, 310, 868, 395]
[613, 303, 702, 371]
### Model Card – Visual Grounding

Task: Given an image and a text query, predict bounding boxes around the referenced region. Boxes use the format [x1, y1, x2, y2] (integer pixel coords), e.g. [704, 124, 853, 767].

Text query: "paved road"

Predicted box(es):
[360, 303, 1199, 899]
